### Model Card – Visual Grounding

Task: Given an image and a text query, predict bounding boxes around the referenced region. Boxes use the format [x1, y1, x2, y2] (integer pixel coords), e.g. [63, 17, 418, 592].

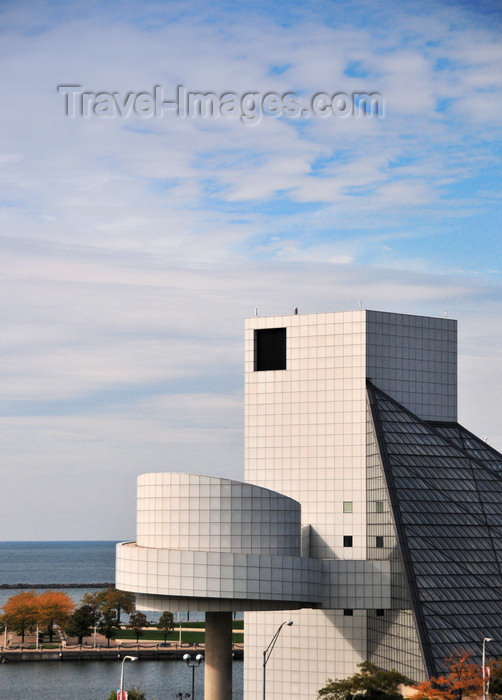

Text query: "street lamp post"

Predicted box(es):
[119, 655, 138, 699]
[183, 653, 204, 700]
[483, 637, 493, 700]
[262, 621, 294, 700]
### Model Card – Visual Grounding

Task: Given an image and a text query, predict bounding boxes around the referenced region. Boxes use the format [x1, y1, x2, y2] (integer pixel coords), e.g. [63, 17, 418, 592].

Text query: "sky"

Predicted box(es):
[1, 0, 501, 540]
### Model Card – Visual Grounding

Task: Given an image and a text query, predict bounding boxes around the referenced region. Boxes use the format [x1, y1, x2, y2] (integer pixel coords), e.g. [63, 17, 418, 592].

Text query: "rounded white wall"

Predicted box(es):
[136, 472, 301, 555]
[116, 472, 322, 611]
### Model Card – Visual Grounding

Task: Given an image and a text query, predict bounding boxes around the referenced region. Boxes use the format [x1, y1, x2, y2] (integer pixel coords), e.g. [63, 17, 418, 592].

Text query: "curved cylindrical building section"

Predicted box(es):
[116, 473, 322, 612]
[136, 472, 301, 555]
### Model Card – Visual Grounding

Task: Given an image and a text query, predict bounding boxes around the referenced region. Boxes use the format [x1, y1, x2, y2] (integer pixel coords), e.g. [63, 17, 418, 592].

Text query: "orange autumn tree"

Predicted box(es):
[1, 590, 39, 643]
[413, 651, 482, 700]
[37, 590, 75, 643]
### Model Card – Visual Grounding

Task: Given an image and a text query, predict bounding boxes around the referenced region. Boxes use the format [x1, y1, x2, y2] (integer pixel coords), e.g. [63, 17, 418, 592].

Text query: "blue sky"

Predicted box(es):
[1, 0, 501, 539]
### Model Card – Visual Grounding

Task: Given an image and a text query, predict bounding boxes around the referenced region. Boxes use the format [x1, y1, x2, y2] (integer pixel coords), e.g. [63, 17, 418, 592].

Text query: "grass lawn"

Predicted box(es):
[118, 623, 244, 644]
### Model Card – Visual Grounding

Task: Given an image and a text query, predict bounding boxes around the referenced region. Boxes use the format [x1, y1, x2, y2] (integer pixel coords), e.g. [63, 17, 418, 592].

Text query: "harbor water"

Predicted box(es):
[0, 541, 244, 699]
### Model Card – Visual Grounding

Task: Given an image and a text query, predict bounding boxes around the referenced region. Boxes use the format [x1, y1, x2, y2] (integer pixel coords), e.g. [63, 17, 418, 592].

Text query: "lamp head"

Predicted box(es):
[485, 637, 494, 642]
[195, 654, 204, 662]
[287, 621, 294, 626]
[183, 654, 191, 661]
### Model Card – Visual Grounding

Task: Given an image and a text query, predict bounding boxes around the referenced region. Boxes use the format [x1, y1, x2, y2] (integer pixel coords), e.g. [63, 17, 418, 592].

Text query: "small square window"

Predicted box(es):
[343, 501, 353, 513]
[376, 609, 385, 616]
[375, 536, 384, 548]
[343, 535, 353, 547]
[255, 328, 286, 371]
[375, 501, 384, 513]
[343, 609, 353, 616]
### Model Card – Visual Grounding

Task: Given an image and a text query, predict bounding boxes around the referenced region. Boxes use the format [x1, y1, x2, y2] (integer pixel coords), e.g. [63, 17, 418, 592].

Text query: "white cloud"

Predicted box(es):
[0, 0, 500, 539]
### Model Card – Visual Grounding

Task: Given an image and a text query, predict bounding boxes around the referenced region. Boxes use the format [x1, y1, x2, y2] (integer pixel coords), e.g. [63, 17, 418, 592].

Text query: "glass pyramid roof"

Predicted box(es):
[368, 381, 502, 676]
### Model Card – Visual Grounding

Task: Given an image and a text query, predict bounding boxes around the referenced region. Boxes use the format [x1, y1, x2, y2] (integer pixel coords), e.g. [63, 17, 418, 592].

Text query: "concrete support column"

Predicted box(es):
[205, 611, 233, 700]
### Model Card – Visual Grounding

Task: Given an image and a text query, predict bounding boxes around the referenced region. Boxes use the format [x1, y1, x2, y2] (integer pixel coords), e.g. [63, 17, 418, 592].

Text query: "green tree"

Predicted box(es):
[318, 661, 411, 700]
[157, 611, 174, 643]
[102, 587, 136, 625]
[489, 658, 502, 696]
[98, 608, 119, 648]
[0, 591, 38, 643]
[84, 586, 135, 625]
[128, 611, 148, 643]
[65, 604, 97, 644]
[81, 589, 104, 611]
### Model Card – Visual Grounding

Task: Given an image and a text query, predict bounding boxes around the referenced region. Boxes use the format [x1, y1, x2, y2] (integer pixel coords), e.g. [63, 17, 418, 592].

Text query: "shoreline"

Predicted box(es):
[0, 645, 244, 663]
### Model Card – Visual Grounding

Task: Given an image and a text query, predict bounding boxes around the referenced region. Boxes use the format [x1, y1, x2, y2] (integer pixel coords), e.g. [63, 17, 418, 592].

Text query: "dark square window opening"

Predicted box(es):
[343, 535, 353, 547]
[375, 536, 384, 548]
[343, 609, 353, 616]
[254, 328, 287, 371]
[376, 609, 385, 616]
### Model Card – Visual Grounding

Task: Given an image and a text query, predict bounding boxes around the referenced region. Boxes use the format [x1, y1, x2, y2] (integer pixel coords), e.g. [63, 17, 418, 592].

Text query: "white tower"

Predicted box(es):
[118, 308, 502, 699]
[244, 309, 457, 700]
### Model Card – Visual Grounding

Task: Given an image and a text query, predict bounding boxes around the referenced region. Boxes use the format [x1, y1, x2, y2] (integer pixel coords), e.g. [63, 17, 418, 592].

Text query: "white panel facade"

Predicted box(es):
[365, 310, 457, 422]
[244, 309, 457, 700]
[245, 311, 368, 559]
[116, 473, 324, 613]
[135, 472, 302, 555]
[114, 308, 458, 700]
[117, 542, 322, 609]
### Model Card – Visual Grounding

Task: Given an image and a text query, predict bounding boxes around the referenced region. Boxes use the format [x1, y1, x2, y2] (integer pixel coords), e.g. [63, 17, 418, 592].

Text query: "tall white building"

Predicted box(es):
[117, 308, 502, 700]
[244, 309, 501, 699]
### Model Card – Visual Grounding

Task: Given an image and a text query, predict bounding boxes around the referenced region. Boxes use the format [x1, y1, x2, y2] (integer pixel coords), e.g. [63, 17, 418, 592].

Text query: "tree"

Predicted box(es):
[413, 680, 455, 700]
[81, 589, 105, 613]
[157, 611, 174, 643]
[82, 586, 136, 646]
[444, 651, 483, 700]
[413, 651, 482, 700]
[128, 611, 148, 643]
[318, 661, 412, 700]
[101, 587, 136, 625]
[37, 590, 75, 643]
[488, 658, 502, 696]
[98, 608, 119, 648]
[83, 586, 135, 625]
[65, 604, 97, 644]
[0, 591, 38, 643]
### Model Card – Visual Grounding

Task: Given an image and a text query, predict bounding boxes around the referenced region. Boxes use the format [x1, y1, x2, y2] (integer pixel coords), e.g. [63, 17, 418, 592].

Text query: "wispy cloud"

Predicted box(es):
[0, 0, 500, 538]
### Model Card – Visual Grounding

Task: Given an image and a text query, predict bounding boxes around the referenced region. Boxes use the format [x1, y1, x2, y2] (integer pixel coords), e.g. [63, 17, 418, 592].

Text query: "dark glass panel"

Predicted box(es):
[368, 381, 502, 677]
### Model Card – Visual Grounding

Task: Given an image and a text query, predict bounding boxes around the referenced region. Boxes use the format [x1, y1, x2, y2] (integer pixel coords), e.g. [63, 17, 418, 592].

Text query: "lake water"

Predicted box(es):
[0, 658, 244, 700]
[0, 541, 244, 699]
[0, 541, 117, 586]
